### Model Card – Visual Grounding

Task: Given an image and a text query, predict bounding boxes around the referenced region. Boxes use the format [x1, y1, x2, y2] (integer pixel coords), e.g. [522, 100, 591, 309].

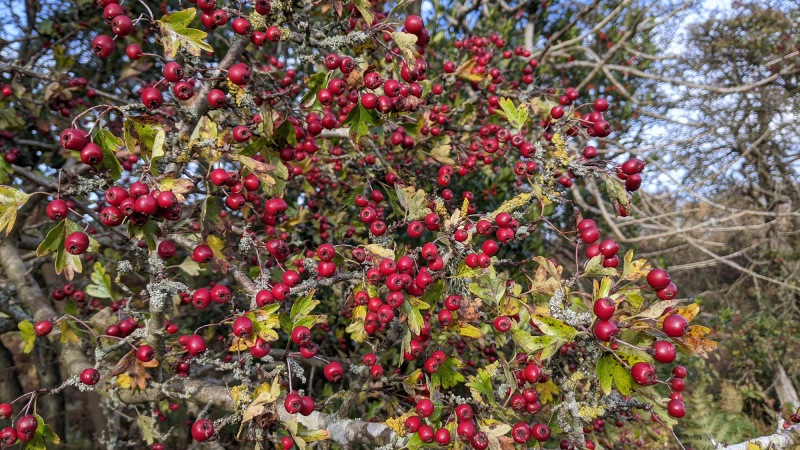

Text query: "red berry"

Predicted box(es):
[323, 361, 344, 382]
[631, 362, 657, 386]
[662, 314, 688, 337]
[137, 345, 155, 362]
[593, 297, 615, 320]
[191, 419, 215, 441]
[80, 367, 100, 385]
[652, 340, 676, 363]
[415, 398, 434, 418]
[65, 231, 90, 255]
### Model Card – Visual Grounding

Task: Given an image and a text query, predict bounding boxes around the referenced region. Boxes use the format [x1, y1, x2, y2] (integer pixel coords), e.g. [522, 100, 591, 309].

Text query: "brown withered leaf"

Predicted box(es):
[459, 297, 483, 323]
[113, 349, 159, 390]
[345, 64, 374, 90]
[678, 325, 717, 358]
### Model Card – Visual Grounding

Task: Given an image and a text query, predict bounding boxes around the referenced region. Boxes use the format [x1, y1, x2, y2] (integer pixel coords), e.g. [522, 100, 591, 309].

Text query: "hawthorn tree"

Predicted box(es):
[1, 0, 797, 449]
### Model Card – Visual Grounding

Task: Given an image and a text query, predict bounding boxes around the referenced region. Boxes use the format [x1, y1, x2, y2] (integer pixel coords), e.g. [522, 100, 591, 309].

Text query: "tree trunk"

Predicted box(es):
[0, 341, 23, 404]
[774, 363, 799, 410]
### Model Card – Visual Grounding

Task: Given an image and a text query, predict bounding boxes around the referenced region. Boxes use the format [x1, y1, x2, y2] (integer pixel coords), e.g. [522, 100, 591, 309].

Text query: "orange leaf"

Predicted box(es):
[679, 325, 717, 358]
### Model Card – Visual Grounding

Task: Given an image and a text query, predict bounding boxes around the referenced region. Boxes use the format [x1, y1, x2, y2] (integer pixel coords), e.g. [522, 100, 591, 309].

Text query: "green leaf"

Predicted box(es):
[395, 185, 428, 221]
[301, 72, 330, 108]
[401, 296, 429, 335]
[38, 219, 90, 280]
[156, 8, 213, 58]
[36, 219, 66, 257]
[124, 117, 165, 162]
[530, 315, 578, 340]
[342, 102, 382, 144]
[18, 320, 36, 353]
[177, 256, 203, 276]
[0, 186, 32, 235]
[273, 120, 297, 148]
[604, 174, 630, 209]
[465, 361, 499, 405]
[495, 98, 529, 131]
[510, 327, 561, 358]
[85, 262, 114, 299]
[352, 0, 374, 24]
[431, 356, 466, 390]
[165, 7, 196, 27]
[290, 289, 319, 323]
[596, 354, 633, 396]
[584, 255, 620, 277]
[429, 136, 456, 166]
[94, 129, 124, 180]
[419, 280, 444, 306]
[136, 414, 160, 445]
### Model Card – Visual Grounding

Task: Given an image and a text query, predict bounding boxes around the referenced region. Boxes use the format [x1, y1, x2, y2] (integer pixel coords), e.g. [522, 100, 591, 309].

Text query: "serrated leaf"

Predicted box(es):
[363, 244, 394, 262]
[273, 119, 297, 148]
[455, 58, 487, 83]
[37, 220, 66, 257]
[510, 327, 561, 356]
[395, 185, 428, 221]
[85, 262, 114, 299]
[156, 9, 213, 58]
[124, 117, 164, 161]
[158, 177, 194, 202]
[626, 299, 681, 321]
[342, 102, 382, 144]
[0, 186, 32, 235]
[429, 136, 456, 166]
[621, 250, 651, 281]
[177, 256, 202, 276]
[604, 174, 630, 210]
[59, 320, 80, 344]
[136, 415, 160, 445]
[19, 320, 36, 353]
[596, 354, 633, 395]
[390, 31, 418, 63]
[206, 234, 231, 273]
[401, 296, 428, 335]
[465, 361, 499, 405]
[94, 129, 123, 180]
[431, 356, 466, 390]
[495, 98, 528, 130]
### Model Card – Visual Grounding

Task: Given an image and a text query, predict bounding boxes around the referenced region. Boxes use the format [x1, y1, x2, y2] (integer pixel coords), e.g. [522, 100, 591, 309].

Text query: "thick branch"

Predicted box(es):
[0, 237, 92, 377]
[720, 424, 800, 450]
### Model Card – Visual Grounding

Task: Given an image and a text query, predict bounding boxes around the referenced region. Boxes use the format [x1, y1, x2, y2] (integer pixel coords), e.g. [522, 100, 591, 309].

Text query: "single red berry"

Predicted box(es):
[191, 419, 215, 441]
[137, 345, 155, 362]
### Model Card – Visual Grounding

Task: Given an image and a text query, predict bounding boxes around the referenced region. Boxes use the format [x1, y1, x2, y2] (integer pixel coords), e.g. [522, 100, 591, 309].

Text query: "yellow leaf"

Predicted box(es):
[229, 336, 249, 351]
[59, 321, 80, 344]
[429, 136, 456, 166]
[116, 373, 133, 389]
[455, 58, 487, 83]
[158, 177, 194, 202]
[395, 185, 429, 221]
[390, 31, 418, 64]
[363, 244, 395, 262]
[667, 303, 700, 323]
[536, 378, 559, 404]
[454, 323, 482, 338]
